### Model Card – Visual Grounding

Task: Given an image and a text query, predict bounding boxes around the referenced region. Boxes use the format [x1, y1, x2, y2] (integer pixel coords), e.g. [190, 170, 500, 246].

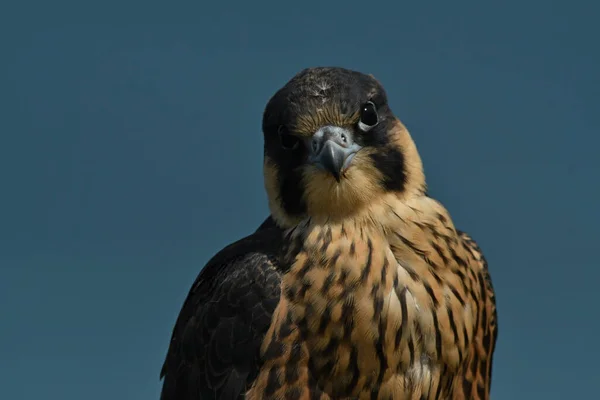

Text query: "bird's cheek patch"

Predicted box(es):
[263, 158, 304, 228]
[342, 151, 389, 198]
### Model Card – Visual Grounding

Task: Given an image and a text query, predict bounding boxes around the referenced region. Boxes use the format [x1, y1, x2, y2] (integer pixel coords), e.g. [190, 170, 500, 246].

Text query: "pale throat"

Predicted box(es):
[302, 191, 419, 229]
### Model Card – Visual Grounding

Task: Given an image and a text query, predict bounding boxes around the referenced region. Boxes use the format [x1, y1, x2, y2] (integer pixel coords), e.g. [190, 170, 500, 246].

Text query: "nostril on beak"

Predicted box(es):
[310, 126, 354, 157]
[307, 125, 363, 180]
[312, 139, 320, 153]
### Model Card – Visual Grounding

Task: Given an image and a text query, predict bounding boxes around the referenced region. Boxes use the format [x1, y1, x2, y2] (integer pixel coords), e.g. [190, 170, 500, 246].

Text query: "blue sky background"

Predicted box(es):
[1, 1, 598, 398]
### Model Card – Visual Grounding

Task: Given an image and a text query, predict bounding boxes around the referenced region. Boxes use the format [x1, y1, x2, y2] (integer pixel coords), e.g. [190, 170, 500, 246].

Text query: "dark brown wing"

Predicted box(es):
[452, 230, 499, 400]
[160, 218, 284, 400]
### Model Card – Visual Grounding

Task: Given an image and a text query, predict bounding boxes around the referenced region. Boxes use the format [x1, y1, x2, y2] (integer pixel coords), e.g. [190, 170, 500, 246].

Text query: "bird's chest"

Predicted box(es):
[281, 224, 465, 397]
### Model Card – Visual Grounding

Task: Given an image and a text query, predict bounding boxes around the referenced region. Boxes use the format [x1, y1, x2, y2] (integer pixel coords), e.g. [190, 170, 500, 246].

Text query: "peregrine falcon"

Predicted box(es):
[160, 67, 498, 399]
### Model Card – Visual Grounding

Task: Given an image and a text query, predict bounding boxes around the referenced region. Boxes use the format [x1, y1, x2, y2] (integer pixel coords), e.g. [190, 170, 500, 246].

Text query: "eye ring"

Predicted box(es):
[358, 101, 379, 132]
[278, 125, 300, 150]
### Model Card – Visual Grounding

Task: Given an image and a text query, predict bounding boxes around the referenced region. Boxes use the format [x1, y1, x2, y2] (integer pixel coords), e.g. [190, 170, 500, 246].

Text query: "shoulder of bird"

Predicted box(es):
[159, 220, 285, 400]
[160, 67, 498, 400]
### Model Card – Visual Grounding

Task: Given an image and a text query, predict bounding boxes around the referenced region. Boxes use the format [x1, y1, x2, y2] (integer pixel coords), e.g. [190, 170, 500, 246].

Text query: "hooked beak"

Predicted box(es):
[307, 126, 362, 181]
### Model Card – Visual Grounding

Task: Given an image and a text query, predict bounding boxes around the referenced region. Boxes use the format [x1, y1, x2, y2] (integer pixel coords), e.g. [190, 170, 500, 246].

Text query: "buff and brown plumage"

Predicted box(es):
[160, 67, 498, 400]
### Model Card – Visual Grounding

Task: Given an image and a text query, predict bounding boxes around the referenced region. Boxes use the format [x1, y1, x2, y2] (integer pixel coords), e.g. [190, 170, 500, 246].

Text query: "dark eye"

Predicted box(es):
[278, 126, 300, 150]
[358, 101, 379, 131]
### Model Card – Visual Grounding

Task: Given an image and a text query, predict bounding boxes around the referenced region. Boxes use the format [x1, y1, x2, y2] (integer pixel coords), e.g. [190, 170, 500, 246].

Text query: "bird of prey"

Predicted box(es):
[160, 67, 498, 400]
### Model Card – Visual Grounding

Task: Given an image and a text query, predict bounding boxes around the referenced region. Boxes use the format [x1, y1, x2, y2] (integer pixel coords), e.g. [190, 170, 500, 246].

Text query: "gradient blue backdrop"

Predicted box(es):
[1, 1, 598, 398]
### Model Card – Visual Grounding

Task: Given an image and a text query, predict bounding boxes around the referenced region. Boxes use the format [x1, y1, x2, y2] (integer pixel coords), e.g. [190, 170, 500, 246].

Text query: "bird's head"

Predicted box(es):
[262, 67, 426, 228]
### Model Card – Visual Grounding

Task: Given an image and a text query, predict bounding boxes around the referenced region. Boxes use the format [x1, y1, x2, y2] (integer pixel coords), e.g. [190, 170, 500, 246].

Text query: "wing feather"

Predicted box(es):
[160, 220, 283, 400]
